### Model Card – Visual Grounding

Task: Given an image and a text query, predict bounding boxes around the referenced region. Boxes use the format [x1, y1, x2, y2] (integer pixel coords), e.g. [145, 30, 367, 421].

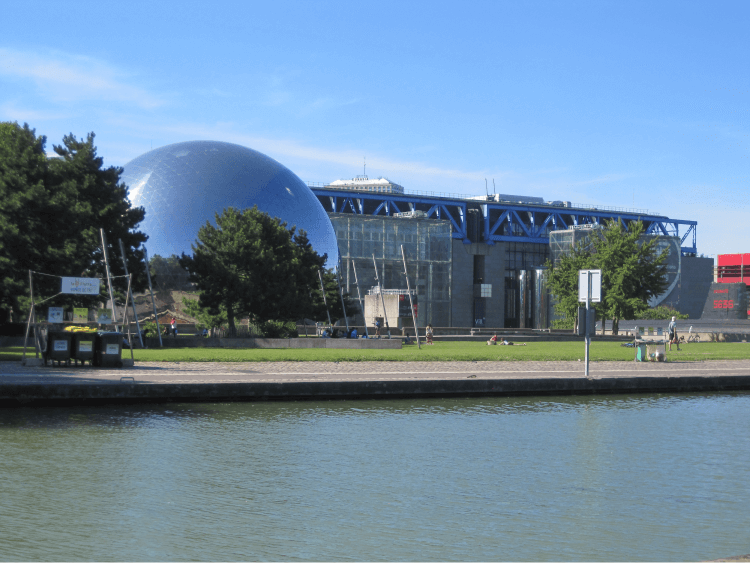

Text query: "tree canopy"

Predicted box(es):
[546, 220, 668, 333]
[0, 122, 147, 320]
[180, 206, 345, 334]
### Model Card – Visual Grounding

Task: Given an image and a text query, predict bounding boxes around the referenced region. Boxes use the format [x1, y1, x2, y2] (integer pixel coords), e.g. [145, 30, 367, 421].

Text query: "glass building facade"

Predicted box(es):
[329, 213, 452, 326]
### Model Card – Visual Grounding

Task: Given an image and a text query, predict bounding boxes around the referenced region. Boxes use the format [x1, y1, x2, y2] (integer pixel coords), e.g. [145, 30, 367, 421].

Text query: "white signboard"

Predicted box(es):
[578, 269, 602, 302]
[61, 277, 101, 295]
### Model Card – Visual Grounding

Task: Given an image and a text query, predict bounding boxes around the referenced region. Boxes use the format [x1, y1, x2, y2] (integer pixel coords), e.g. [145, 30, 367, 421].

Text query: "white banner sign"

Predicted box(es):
[578, 269, 602, 302]
[61, 277, 101, 295]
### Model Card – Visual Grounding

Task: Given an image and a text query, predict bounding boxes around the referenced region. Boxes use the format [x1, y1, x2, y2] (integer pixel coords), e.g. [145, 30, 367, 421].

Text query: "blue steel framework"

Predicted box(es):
[310, 187, 698, 256]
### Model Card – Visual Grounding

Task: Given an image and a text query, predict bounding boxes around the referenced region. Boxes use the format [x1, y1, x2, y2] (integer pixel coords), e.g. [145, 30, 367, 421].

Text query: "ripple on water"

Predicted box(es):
[0, 392, 749, 561]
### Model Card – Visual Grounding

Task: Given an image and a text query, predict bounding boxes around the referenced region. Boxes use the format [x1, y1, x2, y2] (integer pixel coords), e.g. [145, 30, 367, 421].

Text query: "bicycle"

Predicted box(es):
[686, 326, 700, 343]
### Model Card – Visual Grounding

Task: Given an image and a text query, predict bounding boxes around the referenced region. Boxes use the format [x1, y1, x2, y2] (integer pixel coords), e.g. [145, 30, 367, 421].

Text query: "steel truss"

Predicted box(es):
[311, 188, 698, 255]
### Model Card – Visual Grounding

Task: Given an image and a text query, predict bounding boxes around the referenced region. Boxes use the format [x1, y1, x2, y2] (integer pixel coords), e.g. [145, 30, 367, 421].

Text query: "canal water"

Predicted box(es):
[1, 392, 748, 561]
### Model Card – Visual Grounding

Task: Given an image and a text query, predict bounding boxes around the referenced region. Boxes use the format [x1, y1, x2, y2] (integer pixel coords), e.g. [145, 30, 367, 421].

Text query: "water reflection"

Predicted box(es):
[1, 393, 748, 561]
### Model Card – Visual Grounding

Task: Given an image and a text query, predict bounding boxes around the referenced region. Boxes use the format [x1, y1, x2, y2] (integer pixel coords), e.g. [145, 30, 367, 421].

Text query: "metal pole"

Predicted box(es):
[318, 270, 333, 330]
[372, 254, 391, 338]
[585, 271, 591, 378]
[124, 274, 135, 361]
[335, 264, 350, 334]
[351, 261, 369, 338]
[401, 245, 420, 348]
[143, 247, 163, 347]
[22, 270, 35, 362]
[100, 229, 118, 325]
[118, 239, 143, 348]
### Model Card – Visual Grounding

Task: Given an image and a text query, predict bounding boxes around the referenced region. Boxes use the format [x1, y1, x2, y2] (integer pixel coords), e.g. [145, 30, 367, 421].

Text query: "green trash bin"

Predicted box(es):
[72, 332, 96, 366]
[96, 332, 123, 368]
[635, 342, 648, 362]
[45, 331, 72, 367]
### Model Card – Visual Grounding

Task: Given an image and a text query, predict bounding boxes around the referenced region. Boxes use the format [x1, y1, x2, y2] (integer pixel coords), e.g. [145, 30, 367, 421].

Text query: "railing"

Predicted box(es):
[308, 183, 655, 216]
[366, 287, 416, 295]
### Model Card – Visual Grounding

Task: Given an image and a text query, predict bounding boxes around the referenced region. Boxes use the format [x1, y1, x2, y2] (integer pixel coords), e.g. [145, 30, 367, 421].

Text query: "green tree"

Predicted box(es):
[182, 294, 227, 331]
[0, 123, 49, 320]
[0, 123, 147, 320]
[179, 206, 328, 335]
[546, 220, 668, 334]
[546, 241, 596, 329]
[592, 221, 668, 333]
[46, 132, 147, 290]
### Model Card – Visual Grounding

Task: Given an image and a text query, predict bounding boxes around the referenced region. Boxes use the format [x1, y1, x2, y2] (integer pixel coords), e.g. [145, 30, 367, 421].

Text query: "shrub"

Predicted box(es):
[259, 320, 299, 338]
[637, 306, 689, 320]
[141, 321, 161, 338]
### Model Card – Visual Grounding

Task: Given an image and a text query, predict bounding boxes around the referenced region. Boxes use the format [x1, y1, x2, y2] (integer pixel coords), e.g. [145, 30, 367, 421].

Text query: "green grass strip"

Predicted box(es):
[3, 341, 750, 363]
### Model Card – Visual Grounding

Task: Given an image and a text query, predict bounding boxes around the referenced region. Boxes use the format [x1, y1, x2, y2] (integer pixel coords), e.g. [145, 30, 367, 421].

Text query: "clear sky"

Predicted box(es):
[2, 0, 747, 259]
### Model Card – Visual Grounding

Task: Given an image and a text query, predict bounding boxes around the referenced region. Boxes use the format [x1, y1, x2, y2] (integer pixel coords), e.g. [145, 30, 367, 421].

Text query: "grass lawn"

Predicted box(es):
[3, 341, 750, 363]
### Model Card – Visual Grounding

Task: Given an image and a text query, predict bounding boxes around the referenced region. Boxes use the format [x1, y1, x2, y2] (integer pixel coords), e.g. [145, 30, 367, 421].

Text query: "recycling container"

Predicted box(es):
[46, 331, 72, 367]
[635, 342, 648, 362]
[96, 332, 123, 368]
[72, 332, 96, 366]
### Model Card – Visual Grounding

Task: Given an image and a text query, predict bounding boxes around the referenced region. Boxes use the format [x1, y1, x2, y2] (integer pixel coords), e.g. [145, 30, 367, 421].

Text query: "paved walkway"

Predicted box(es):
[3, 359, 750, 385]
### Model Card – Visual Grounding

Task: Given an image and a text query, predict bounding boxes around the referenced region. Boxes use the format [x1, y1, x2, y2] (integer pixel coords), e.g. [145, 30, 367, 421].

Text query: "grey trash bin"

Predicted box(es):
[45, 331, 72, 367]
[95, 332, 123, 368]
[72, 332, 96, 366]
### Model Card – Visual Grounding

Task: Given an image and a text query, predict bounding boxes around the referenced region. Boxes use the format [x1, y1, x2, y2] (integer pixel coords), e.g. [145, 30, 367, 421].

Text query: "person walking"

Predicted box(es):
[170, 318, 177, 337]
[668, 316, 680, 351]
[426, 324, 434, 345]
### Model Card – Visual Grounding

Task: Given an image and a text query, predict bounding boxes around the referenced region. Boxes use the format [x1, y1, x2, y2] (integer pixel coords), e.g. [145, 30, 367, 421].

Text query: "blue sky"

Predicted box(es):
[2, 0, 748, 259]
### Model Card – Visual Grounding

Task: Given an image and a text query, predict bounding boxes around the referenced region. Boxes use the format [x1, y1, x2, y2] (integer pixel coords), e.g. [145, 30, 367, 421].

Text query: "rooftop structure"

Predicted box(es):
[325, 175, 405, 194]
[310, 185, 698, 255]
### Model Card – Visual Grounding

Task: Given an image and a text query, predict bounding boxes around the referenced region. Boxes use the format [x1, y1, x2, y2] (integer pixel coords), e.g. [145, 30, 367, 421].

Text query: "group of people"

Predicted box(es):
[487, 333, 527, 346]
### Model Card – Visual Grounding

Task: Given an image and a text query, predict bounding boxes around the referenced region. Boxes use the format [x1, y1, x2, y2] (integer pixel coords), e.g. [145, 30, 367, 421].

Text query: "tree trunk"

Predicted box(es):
[612, 317, 619, 335]
[227, 308, 236, 338]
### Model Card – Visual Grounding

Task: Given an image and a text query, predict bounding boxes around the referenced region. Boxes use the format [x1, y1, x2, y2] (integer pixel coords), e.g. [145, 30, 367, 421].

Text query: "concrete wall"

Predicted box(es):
[450, 239, 474, 326]
[679, 256, 715, 318]
[364, 294, 402, 329]
[485, 242, 505, 327]
[450, 240, 507, 328]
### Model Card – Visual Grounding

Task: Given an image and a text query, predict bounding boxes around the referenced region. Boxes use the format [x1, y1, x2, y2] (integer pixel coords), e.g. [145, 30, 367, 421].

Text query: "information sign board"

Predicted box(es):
[72, 308, 88, 323]
[97, 308, 113, 324]
[48, 307, 64, 323]
[61, 277, 101, 295]
[578, 269, 602, 302]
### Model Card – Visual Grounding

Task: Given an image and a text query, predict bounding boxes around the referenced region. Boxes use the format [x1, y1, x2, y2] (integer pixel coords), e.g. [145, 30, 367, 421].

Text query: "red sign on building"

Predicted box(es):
[717, 254, 750, 315]
[717, 254, 750, 285]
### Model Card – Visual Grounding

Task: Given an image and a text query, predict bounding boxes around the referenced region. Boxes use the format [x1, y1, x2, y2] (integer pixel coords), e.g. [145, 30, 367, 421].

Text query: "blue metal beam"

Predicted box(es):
[311, 187, 699, 254]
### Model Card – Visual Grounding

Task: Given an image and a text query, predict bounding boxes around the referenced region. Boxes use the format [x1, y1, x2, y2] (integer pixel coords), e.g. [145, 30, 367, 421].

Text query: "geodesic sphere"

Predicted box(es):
[122, 140, 338, 265]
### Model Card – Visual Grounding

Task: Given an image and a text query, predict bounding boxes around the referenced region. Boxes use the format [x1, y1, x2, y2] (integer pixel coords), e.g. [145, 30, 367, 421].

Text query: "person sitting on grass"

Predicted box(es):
[487, 333, 497, 345]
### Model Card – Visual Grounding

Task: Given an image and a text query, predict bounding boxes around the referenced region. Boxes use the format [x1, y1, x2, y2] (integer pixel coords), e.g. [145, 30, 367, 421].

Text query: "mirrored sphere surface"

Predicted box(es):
[122, 141, 338, 264]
